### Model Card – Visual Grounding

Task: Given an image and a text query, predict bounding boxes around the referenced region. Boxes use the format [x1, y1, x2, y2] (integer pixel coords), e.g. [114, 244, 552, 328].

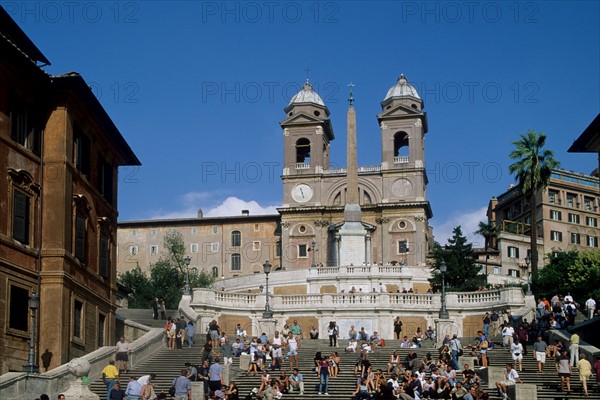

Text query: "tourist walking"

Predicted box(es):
[585, 296, 596, 319]
[556, 348, 572, 394]
[533, 336, 548, 373]
[569, 330, 580, 367]
[482, 313, 491, 339]
[101, 360, 119, 400]
[115, 336, 131, 373]
[578, 354, 592, 397]
[172, 369, 192, 400]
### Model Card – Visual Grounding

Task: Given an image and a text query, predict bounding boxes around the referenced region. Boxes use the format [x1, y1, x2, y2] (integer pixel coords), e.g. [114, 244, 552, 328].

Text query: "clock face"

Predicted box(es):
[392, 178, 412, 197]
[291, 184, 313, 203]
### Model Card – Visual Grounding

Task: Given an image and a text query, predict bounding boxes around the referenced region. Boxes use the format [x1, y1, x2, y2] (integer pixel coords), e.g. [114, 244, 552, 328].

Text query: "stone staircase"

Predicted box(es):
[90, 336, 600, 399]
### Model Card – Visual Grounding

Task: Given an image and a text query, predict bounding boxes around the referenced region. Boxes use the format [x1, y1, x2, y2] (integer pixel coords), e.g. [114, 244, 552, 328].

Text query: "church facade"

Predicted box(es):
[117, 76, 434, 291]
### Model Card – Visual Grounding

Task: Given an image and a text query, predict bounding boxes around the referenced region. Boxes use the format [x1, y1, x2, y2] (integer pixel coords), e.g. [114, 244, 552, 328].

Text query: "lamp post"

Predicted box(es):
[262, 261, 273, 318]
[184, 256, 191, 295]
[310, 240, 316, 268]
[23, 291, 40, 373]
[524, 255, 532, 295]
[439, 261, 449, 319]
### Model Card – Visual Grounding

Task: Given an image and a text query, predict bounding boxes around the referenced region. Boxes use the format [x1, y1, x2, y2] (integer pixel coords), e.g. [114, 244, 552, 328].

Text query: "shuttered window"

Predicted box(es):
[13, 191, 30, 244]
[75, 214, 86, 263]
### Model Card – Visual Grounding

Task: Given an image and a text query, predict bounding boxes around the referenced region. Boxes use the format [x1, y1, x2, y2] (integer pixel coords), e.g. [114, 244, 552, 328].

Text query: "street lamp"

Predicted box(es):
[439, 261, 449, 319]
[23, 291, 40, 373]
[523, 255, 532, 295]
[184, 256, 191, 295]
[262, 261, 273, 318]
[310, 240, 316, 268]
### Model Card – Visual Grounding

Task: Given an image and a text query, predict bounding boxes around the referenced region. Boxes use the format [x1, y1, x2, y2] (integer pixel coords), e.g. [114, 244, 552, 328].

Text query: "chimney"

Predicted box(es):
[197, 209, 203, 218]
[242, 210, 250, 216]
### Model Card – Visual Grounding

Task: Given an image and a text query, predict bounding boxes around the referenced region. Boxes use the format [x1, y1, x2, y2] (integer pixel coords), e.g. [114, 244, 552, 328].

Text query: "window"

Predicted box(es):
[566, 193, 576, 208]
[254, 223, 260, 232]
[191, 243, 198, 253]
[98, 313, 106, 347]
[9, 92, 41, 154]
[298, 244, 308, 258]
[9, 285, 29, 332]
[73, 125, 91, 177]
[231, 253, 241, 271]
[508, 269, 520, 278]
[150, 229, 156, 237]
[253, 241, 261, 251]
[97, 156, 113, 204]
[493, 266, 501, 275]
[191, 227, 197, 235]
[584, 197, 594, 211]
[131, 229, 137, 237]
[276, 241, 281, 257]
[548, 190, 559, 204]
[212, 266, 219, 278]
[99, 235, 109, 279]
[211, 243, 219, 252]
[231, 231, 241, 247]
[550, 210, 561, 221]
[129, 245, 138, 256]
[586, 217, 598, 227]
[212, 226, 218, 234]
[398, 240, 409, 254]
[150, 245, 158, 255]
[570, 232, 581, 245]
[587, 235, 598, 247]
[507, 246, 519, 258]
[75, 214, 87, 263]
[73, 299, 84, 340]
[12, 190, 30, 245]
[568, 213, 580, 224]
[551, 230, 562, 242]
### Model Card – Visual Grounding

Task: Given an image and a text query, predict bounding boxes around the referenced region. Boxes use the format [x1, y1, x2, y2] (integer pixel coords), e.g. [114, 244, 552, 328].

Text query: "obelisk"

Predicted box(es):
[339, 83, 367, 266]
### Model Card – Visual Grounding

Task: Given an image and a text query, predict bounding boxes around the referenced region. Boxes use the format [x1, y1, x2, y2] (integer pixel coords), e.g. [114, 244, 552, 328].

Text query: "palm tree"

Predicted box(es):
[508, 130, 560, 275]
[475, 220, 498, 276]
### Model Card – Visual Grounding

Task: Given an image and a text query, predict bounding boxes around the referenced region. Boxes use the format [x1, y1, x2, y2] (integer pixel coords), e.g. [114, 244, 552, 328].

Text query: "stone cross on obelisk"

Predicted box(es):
[339, 82, 367, 266]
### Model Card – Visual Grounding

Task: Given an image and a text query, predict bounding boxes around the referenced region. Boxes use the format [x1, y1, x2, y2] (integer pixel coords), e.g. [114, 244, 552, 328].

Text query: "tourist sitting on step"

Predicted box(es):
[329, 351, 341, 378]
[310, 325, 319, 340]
[235, 323, 247, 339]
[435, 375, 452, 399]
[361, 339, 373, 353]
[400, 336, 411, 348]
[352, 376, 372, 400]
[225, 381, 240, 400]
[495, 363, 522, 399]
[461, 364, 481, 390]
[358, 327, 370, 342]
[275, 370, 290, 393]
[313, 352, 323, 375]
[413, 327, 424, 348]
[371, 368, 386, 393]
[346, 337, 358, 353]
[289, 368, 304, 395]
[258, 370, 271, 393]
[421, 377, 436, 399]
[450, 381, 468, 399]
[348, 325, 358, 340]
[388, 351, 401, 375]
[370, 331, 382, 347]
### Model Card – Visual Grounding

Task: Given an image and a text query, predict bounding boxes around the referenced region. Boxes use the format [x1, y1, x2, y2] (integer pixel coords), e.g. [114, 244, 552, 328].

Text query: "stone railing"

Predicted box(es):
[309, 265, 405, 277]
[190, 287, 523, 314]
[0, 322, 164, 400]
[394, 156, 409, 163]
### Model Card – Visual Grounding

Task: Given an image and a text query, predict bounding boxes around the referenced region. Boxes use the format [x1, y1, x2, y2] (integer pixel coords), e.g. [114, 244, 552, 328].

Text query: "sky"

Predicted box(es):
[7, 1, 600, 246]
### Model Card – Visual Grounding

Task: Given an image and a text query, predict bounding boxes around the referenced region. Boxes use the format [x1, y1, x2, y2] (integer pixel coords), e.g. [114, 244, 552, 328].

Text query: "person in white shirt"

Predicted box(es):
[501, 324, 515, 348]
[495, 363, 522, 398]
[137, 373, 156, 386]
[511, 338, 524, 372]
[269, 331, 283, 370]
[585, 297, 596, 319]
[564, 293, 574, 303]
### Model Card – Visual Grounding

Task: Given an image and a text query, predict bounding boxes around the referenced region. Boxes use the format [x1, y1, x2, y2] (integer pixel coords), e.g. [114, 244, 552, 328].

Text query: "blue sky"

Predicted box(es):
[8, 1, 599, 245]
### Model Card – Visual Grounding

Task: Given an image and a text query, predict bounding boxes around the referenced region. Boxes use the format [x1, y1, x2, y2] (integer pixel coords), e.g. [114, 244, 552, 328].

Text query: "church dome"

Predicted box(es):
[288, 80, 325, 107]
[383, 74, 421, 101]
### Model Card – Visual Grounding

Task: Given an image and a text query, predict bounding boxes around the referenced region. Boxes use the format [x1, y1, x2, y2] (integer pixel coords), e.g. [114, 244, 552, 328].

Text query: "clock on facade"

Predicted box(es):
[291, 183, 313, 203]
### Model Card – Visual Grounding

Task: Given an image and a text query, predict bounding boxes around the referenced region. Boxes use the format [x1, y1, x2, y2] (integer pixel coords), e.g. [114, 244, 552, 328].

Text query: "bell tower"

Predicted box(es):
[280, 81, 334, 206]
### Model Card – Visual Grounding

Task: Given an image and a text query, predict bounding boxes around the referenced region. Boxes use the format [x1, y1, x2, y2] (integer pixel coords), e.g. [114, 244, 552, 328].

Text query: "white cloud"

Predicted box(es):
[204, 196, 279, 217]
[431, 206, 488, 248]
[148, 193, 279, 220]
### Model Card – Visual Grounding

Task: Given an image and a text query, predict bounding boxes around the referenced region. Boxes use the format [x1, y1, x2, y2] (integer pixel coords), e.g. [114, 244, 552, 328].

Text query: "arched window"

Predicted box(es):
[211, 266, 219, 278]
[231, 230, 241, 247]
[394, 132, 409, 158]
[295, 138, 311, 163]
[231, 253, 241, 271]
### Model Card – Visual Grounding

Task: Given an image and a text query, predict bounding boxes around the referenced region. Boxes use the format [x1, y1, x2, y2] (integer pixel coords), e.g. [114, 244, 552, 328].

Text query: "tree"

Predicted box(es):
[429, 226, 485, 291]
[475, 220, 498, 276]
[508, 130, 560, 275]
[532, 250, 600, 300]
[118, 231, 214, 309]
